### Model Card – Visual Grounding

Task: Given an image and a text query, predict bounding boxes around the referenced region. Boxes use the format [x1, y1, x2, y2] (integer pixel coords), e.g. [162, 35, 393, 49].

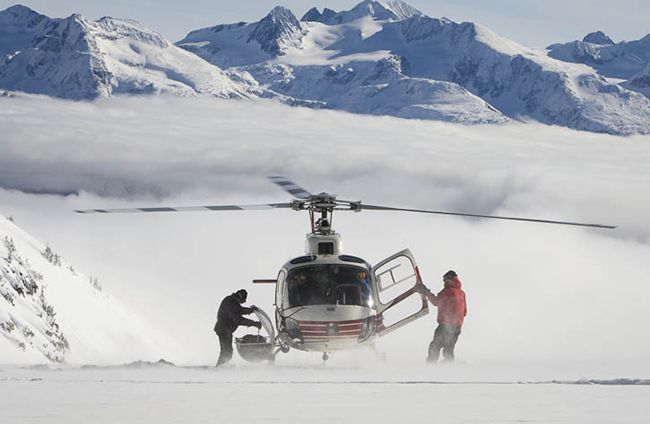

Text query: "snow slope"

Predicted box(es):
[0, 5, 254, 99]
[245, 55, 506, 124]
[177, 1, 650, 134]
[0, 215, 173, 364]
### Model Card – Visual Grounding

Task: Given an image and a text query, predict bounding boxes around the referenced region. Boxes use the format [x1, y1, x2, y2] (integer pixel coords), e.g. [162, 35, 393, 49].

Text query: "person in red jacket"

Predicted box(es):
[424, 270, 467, 363]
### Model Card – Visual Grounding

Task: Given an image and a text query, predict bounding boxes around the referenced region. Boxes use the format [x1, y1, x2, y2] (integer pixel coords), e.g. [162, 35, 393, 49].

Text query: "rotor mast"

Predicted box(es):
[287, 192, 354, 256]
[289, 192, 354, 236]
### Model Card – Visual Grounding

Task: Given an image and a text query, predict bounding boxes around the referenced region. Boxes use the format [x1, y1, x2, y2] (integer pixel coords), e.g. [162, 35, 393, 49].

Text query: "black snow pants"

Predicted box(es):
[427, 324, 462, 363]
[216, 331, 234, 367]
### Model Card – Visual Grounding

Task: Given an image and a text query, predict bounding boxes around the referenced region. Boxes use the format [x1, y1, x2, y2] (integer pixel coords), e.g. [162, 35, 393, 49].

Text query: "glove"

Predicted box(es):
[254, 322, 262, 330]
[251, 305, 259, 312]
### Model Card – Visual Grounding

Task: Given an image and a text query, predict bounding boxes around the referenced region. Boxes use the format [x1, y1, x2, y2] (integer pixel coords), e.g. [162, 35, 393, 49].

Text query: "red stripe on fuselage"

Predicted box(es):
[297, 318, 365, 336]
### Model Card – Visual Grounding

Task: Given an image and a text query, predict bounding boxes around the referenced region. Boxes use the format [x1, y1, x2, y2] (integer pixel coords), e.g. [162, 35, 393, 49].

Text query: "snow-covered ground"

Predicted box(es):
[1, 364, 649, 424]
[1, 95, 649, 421]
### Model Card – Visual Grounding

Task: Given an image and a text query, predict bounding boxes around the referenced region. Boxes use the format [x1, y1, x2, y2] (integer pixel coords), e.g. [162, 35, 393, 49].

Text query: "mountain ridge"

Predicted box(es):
[0, 4, 255, 99]
[177, 2, 650, 134]
[547, 31, 650, 80]
[302, 0, 424, 24]
[2, 2, 650, 135]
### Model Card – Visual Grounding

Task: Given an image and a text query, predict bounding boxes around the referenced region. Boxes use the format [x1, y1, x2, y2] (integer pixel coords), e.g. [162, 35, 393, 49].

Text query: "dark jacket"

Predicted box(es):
[214, 293, 257, 335]
[428, 277, 467, 327]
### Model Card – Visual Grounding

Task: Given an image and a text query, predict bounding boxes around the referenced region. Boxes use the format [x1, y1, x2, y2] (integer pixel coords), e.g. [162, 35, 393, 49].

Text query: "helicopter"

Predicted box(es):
[76, 176, 615, 362]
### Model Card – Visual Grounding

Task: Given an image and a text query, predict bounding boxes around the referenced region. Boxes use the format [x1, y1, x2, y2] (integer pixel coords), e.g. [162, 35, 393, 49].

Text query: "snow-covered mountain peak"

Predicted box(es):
[310, 0, 423, 24]
[266, 5, 298, 21]
[177, 6, 308, 67]
[547, 32, 650, 81]
[1, 4, 41, 20]
[0, 5, 49, 56]
[248, 6, 305, 55]
[583, 30, 615, 45]
[376, 0, 423, 20]
[0, 6, 254, 99]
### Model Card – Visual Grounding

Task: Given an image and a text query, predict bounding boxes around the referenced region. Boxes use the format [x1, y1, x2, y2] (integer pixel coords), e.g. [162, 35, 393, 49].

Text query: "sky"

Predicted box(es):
[0, 0, 648, 48]
[1, 96, 650, 370]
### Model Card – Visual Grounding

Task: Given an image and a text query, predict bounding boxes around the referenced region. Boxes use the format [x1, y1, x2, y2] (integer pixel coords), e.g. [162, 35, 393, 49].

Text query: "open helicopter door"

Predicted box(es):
[372, 249, 429, 337]
[235, 307, 277, 362]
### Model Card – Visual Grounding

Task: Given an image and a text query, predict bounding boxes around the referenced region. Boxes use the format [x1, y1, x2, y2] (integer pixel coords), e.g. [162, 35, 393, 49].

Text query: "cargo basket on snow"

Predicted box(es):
[235, 308, 276, 362]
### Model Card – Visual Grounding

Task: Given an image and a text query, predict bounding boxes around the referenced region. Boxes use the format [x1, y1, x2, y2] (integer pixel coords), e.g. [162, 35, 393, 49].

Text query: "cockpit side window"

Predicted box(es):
[287, 265, 371, 307]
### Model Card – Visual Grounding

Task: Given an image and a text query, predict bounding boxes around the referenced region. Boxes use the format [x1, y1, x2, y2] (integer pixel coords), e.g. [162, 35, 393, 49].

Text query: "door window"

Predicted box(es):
[371, 249, 429, 336]
[275, 270, 287, 309]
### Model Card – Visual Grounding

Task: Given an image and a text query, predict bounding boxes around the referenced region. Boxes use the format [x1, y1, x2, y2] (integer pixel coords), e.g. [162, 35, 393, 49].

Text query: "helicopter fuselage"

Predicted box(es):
[272, 247, 428, 353]
[275, 254, 376, 352]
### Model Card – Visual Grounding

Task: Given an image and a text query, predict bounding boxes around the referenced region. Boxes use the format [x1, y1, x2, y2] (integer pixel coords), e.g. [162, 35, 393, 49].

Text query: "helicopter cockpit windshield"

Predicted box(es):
[287, 265, 372, 307]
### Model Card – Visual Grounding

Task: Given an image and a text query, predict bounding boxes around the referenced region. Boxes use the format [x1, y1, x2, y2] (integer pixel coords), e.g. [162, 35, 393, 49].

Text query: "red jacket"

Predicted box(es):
[428, 277, 467, 327]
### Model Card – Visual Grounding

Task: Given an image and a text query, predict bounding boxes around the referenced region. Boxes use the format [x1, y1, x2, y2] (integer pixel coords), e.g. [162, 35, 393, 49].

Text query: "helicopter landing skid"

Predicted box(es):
[273, 344, 290, 356]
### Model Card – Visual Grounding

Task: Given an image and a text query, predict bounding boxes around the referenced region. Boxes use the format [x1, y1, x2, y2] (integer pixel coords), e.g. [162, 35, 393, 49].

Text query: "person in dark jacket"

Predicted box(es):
[214, 289, 261, 367]
[424, 270, 467, 363]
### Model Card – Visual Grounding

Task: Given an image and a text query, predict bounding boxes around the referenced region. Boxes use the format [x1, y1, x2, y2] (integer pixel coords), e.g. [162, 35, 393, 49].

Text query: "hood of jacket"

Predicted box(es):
[444, 276, 462, 289]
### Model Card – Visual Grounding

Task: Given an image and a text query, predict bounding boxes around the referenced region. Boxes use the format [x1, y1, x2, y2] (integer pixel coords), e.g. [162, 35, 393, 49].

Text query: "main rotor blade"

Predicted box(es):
[268, 176, 312, 200]
[359, 204, 616, 229]
[75, 203, 293, 214]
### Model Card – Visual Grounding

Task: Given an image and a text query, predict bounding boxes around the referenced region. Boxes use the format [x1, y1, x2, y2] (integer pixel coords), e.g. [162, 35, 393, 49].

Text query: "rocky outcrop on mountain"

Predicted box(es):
[248, 6, 306, 56]
[582, 31, 615, 46]
[623, 64, 650, 98]
[0, 5, 254, 99]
